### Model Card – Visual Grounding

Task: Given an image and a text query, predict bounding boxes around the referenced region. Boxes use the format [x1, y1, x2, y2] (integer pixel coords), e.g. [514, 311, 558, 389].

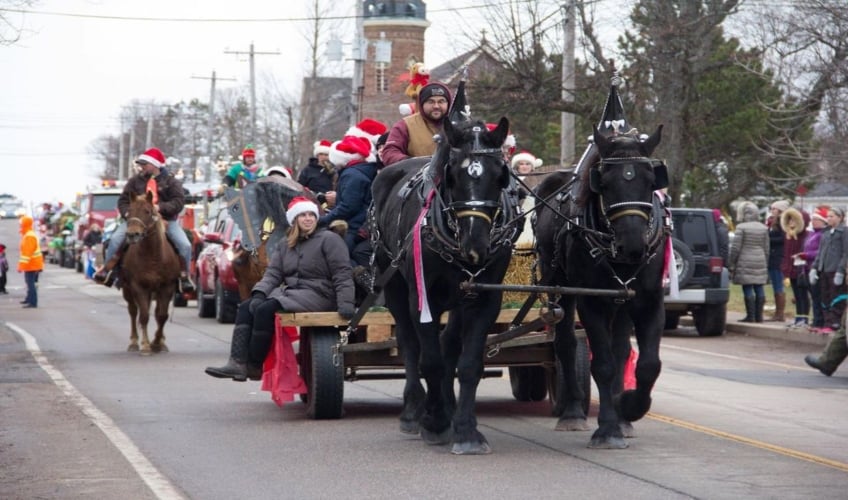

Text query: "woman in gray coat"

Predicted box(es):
[729, 201, 769, 322]
[206, 197, 355, 381]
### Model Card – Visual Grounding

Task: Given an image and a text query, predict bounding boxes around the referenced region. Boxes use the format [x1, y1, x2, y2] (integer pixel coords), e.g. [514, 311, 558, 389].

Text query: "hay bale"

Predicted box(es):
[502, 249, 537, 306]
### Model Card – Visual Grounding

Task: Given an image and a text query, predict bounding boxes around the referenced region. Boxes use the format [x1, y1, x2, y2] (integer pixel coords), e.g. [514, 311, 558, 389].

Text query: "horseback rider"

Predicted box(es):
[221, 146, 261, 189]
[94, 147, 195, 293]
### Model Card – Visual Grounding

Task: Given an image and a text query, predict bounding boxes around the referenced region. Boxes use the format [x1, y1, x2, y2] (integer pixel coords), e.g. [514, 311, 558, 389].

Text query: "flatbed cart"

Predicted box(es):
[277, 282, 634, 420]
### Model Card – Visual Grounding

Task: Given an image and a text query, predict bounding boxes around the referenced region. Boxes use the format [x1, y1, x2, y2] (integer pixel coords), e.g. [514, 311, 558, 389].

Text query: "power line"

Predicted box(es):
[0, 3, 520, 23]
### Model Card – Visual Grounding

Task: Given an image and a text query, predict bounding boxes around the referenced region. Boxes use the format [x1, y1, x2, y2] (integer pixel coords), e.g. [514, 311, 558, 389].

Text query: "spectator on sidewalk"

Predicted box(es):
[780, 207, 811, 328]
[797, 206, 829, 329]
[729, 201, 769, 323]
[766, 200, 790, 322]
[809, 206, 848, 334]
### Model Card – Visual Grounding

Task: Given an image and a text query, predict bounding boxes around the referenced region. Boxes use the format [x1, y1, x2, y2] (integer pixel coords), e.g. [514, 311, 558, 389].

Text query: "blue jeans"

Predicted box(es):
[24, 270, 39, 306]
[742, 284, 765, 300]
[768, 268, 785, 294]
[105, 220, 192, 273]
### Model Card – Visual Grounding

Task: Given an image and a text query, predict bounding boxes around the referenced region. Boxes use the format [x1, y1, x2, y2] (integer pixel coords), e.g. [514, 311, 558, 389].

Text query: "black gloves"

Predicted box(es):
[249, 292, 267, 315]
[338, 304, 356, 320]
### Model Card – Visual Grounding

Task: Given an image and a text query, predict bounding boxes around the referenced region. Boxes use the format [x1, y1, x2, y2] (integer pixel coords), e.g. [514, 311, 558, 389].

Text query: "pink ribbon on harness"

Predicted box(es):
[413, 189, 436, 323]
[656, 190, 679, 298]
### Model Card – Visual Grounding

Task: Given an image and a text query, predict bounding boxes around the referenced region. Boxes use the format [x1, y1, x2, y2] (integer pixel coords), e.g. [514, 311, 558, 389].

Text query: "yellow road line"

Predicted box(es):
[647, 412, 848, 472]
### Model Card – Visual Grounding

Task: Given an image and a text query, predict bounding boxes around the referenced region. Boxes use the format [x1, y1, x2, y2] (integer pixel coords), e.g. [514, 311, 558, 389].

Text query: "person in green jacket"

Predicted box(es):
[222, 146, 261, 188]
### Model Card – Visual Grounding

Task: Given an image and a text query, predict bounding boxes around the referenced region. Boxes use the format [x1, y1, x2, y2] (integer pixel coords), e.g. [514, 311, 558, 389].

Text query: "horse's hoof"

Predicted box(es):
[620, 421, 635, 438]
[451, 440, 492, 455]
[399, 419, 420, 435]
[127, 344, 139, 352]
[139, 347, 152, 356]
[555, 417, 590, 432]
[588, 436, 628, 449]
[151, 344, 169, 353]
[420, 427, 452, 445]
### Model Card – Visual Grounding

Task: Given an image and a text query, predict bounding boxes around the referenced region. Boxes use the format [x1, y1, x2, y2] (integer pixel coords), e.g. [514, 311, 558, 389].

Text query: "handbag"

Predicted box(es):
[796, 265, 810, 288]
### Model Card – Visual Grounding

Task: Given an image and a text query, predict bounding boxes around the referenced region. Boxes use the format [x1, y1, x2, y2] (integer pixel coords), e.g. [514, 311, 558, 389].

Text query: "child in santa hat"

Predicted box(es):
[510, 150, 543, 176]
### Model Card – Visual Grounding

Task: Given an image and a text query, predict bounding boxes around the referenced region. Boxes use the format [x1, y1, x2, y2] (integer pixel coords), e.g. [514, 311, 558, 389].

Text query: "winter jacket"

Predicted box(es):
[223, 162, 259, 188]
[318, 160, 377, 236]
[811, 225, 848, 274]
[767, 221, 785, 270]
[297, 157, 335, 195]
[781, 229, 808, 278]
[118, 168, 185, 221]
[381, 82, 452, 166]
[728, 202, 768, 285]
[18, 216, 44, 272]
[799, 228, 824, 272]
[252, 228, 354, 313]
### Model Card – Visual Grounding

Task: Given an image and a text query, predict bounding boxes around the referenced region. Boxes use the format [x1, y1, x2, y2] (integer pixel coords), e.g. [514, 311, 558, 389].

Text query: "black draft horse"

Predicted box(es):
[371, 117, 518, 454]
[534, 124, 669, 448]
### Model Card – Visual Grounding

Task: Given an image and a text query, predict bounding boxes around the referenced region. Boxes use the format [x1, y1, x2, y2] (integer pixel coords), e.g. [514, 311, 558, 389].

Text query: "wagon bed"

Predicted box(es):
[275, 308, 591, 419]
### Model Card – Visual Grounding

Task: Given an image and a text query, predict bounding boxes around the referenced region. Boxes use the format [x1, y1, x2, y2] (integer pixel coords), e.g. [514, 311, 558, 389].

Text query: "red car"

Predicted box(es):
[195, 206, 242, 323]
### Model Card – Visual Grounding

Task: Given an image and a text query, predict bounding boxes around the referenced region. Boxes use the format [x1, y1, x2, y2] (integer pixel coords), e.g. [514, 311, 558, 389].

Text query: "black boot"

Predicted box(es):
[754, 296, 765, 323]
[205, 325, 251, 381]
[739, 296, 756, 322]
[248, 327, 274, 381]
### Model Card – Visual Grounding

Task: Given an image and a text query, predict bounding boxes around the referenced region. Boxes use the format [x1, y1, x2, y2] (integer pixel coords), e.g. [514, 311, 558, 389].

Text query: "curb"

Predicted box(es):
[681, 311, 830, 347]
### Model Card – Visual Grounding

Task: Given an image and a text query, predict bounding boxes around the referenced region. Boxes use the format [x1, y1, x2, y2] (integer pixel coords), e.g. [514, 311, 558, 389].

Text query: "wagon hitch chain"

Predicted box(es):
[485, 305, 564, 358]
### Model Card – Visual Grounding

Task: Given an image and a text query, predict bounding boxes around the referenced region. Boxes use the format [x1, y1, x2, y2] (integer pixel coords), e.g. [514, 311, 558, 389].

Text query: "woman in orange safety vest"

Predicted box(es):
[18, 215, 44, 308]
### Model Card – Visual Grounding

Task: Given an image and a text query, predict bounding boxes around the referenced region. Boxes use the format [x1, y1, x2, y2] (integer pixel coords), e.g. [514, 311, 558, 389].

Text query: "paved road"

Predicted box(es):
[1, 219, 847, 499]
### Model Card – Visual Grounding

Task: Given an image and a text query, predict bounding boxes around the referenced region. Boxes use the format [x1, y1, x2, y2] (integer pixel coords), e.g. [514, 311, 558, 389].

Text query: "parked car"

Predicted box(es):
[664, 207, 730, 337]
[195, 206, 242, 323]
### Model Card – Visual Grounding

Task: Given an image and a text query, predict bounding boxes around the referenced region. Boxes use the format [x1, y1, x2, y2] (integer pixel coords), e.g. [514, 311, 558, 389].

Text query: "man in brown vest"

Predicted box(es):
[381, 82, 453, 166]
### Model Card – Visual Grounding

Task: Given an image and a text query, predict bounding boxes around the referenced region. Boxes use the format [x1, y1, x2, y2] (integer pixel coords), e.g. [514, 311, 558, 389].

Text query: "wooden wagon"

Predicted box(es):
[274, 304, 593, 420]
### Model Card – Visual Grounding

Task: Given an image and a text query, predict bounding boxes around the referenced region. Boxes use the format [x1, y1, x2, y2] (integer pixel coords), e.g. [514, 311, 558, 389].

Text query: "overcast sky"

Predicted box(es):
[1, 0, 613, 208]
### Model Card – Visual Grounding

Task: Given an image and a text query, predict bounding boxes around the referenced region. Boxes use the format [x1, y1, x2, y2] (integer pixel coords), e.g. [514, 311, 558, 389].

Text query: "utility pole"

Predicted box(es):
[118, 117, 126, 181]
[192, 70, 236, 182]
[351, 2, 366, 126]
[145, 104, 154, 149]
[560, 0, 576, 166]
[225, 43, 280, 143]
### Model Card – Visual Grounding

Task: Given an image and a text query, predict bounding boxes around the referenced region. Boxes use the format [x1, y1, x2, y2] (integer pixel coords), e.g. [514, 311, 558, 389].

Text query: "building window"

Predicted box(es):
[376, 62, 388, 93]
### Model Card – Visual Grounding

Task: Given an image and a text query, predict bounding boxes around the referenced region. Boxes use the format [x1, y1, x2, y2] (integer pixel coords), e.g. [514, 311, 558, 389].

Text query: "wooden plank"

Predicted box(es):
[277, 308, 545, 328]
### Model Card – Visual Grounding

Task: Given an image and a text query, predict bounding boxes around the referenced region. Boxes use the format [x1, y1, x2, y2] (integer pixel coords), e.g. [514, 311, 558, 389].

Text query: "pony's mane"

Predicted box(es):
[575, 131, 643, 208]
[253, 182, 290, 230]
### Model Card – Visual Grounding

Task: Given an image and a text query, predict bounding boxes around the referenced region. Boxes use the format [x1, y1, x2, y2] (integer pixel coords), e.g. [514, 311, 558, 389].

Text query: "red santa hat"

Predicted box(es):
[135, 147, 166, 168]
[329, 135, 373, 167]
[510, 150, 543, 170]
[313, 139, 332, 157]
[345, 118, 387, 144]
[286, 196, 320, 225]
[486, 123, 516, 155]
[241, 147, 256, 158]
[812, 206, 830, 223]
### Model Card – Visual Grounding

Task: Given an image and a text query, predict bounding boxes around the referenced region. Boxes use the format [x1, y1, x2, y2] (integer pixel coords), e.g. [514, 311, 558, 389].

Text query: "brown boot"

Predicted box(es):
[767, 292, 786, 322]
[93, 255, 120, 287]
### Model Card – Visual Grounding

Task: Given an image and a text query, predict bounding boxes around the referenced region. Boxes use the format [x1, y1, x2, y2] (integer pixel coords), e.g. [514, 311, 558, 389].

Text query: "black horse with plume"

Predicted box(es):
[534, 82, 670, 448]
[370, 114, 520, 454]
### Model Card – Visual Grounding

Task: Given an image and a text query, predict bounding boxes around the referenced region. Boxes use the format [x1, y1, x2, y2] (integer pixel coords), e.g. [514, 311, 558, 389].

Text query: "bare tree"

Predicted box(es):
[0, 0, 37, 46]
[742, 0, 848, 185]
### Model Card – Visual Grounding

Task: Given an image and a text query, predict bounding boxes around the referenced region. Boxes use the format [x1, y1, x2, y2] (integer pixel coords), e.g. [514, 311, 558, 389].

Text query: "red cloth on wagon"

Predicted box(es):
[261, 315, 307, 407]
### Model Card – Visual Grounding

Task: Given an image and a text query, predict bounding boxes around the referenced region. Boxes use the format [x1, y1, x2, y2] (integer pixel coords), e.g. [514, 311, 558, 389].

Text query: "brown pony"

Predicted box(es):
[121, 191, 181, 354]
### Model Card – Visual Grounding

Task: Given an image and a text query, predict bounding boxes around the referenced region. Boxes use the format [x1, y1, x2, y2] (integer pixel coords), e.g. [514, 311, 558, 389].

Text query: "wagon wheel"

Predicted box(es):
[299, 327, 344, 419]
[508, 367, 548, 402]
[547, 335, 591, 416]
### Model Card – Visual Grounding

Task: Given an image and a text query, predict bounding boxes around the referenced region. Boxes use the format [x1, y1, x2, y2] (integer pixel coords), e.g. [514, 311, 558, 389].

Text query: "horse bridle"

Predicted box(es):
[126, 214, 160, 241]
[592, 157, 666, 226]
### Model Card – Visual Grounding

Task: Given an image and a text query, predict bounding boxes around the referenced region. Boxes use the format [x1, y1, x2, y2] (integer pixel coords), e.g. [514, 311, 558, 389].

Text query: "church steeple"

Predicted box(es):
[363, 0, 427, 20]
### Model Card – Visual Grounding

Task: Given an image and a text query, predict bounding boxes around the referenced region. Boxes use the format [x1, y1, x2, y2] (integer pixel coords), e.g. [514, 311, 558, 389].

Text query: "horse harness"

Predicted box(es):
[374, 148, 522, 281]
[546, 156, 672, 295]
